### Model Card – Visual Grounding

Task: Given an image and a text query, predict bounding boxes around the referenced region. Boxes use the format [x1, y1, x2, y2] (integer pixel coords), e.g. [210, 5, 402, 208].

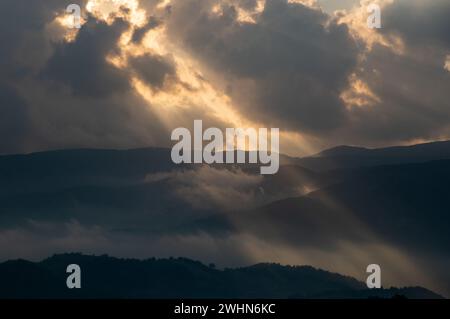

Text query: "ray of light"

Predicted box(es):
[341, 73, 381, 110]
[338, 0, 404, 55]
[83, 0, 313, 155]
[87, 0, 147, 26]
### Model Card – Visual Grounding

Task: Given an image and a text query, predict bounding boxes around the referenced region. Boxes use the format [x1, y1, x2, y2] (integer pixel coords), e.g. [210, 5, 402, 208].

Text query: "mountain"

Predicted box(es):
[1, 140, 449, 196]
[0, 254, 442, 299]
[0, 148, 328, 232]
[298, 140, 450, 171]
[0, 148, 179, 194]
[243, 159, 450, 250]
[1, 142, 450, 297]
[236, 159, 450, 296]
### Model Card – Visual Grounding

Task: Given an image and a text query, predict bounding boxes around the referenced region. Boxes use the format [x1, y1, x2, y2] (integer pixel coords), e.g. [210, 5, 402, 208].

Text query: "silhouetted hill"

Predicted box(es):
[299, 140, 450, 171]
[0, 254, 442, 299]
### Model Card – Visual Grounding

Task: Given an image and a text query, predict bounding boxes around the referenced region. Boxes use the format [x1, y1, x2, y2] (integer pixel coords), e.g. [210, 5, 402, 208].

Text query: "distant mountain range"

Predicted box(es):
[1, 140, 450, 298]
[296, 140, 450, 171]
[0, 254, 443, 299]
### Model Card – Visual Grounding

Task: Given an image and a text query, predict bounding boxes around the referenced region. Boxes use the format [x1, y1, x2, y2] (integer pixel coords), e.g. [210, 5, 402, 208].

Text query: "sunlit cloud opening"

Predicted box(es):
[288, 0, 318, 8]
[337, 0, 404, 55]
[54, 13, 86, 42]
[210, 0, 266, 24]
[75, 0, 371, 156]
[341, 73, 380, 110]
[82, 0, 299, 154]
[445, 55, 450, 72]
[86, 0, 147, 27]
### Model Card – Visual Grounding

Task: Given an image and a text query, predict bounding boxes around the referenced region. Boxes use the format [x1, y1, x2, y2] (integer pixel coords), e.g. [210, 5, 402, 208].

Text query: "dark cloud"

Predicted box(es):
[0, 0, 63, 77]
[344, 44, 450, 145]
[160, 0, 450, 148]
[382, 0, 450, 50]
[334, 0, 450, 146]
[0, 0, 171, 154]
[0, 0, 449, 154]
[1, 0, 449, 154]
[0, 0, 69, 154]
[130, 53, 176, 89]
[166, 0, 359, 134]
[42, 17, 131, 98]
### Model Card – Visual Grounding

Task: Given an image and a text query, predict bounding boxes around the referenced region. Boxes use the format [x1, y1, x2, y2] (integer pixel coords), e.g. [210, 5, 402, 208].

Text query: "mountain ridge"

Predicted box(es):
[0, 253, 443, 299]
[299, 140, 450, 171]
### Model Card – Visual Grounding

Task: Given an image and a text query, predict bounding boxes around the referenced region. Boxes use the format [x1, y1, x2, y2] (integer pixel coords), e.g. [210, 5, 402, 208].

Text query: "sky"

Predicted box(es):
[0, 0, 449, 157]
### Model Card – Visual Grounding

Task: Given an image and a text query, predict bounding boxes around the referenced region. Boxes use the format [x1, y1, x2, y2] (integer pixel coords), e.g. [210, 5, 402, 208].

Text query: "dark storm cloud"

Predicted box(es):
[344, 44, 450, 144]
[0, 0, 73, 153]
[160, 0, 450, 148]
[166, 0, 359, 133]
[336, 0, 450, 146]
[0, 0, 65, 77]
[382, 0, 450, 50]
[130, 53, 176, 89]
[42, 16, 131, 98]
[0, 0, 172, 154]
[0, 0, 449, 154]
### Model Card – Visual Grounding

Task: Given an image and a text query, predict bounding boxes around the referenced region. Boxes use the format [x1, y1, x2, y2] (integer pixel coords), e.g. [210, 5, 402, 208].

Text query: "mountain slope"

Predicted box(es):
[236, 159, 450, 296]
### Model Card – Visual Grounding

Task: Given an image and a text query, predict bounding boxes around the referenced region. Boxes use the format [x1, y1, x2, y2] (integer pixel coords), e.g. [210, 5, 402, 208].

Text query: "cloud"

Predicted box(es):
[165, 0, 359, 134]
[0, 0, 67, 77]
[0, 0, 173, 154]
[130, 53, 176, 89]
[342, 44, 450, 145]
[42, 16, 131, 98]
[1, 0, 450, 297]
[147, 166, 264, 210]
[0, 0, 67, 153]
[1, 0, 449, 155]
[331, 0, 450, 146]
[317, 0, 359, 13]
[381, 0, 450, 50]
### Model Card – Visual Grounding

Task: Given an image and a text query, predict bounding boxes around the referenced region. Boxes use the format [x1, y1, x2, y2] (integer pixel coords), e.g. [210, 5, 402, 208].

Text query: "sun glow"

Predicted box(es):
[211, 0, 266, 24]
[445, 55, 450, 72]
[341, 73, 380, 110]
[54, 13, 86, 42]
[86, 0, 147, 26]
[76, 0, 312, 155]
[338, 0, 404, 55]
